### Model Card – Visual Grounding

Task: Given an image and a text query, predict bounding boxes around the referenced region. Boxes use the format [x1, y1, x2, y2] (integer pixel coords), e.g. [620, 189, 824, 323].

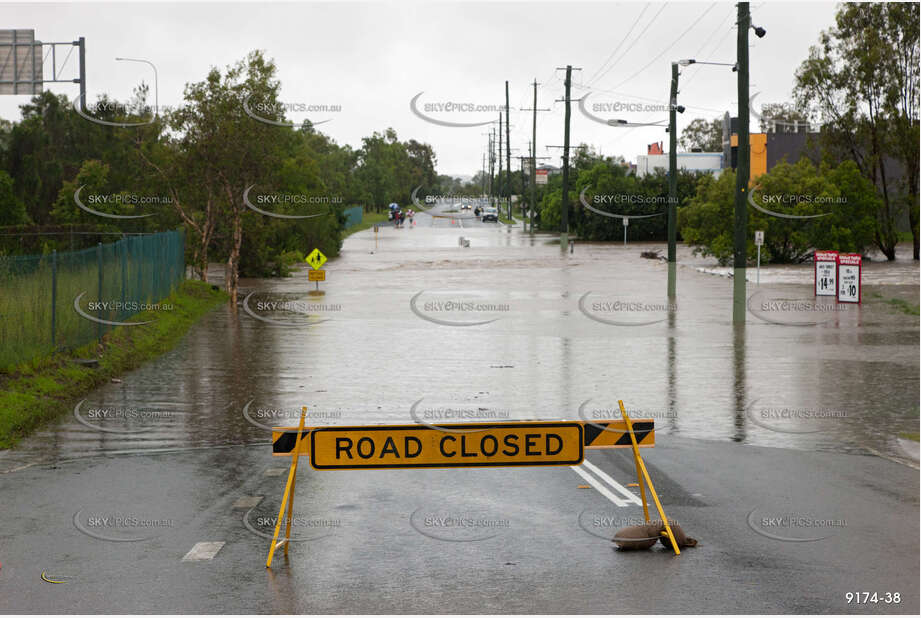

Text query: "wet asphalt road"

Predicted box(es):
[0, 203, 918, 613]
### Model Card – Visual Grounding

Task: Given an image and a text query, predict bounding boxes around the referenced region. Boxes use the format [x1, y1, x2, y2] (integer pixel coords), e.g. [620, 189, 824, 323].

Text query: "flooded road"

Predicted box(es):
[1, 204, 918, 614]
[2, 205, 918, 471]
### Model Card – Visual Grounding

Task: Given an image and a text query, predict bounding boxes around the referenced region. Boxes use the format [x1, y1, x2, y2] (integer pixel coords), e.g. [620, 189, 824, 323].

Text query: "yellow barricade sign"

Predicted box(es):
[308, 422, 583, 469]
[272, 419, 653, 457]
[265, 409, 669, 568]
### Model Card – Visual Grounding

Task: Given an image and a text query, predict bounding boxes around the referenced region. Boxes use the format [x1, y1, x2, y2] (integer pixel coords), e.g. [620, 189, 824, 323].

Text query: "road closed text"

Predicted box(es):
[309, 423, 584, 469]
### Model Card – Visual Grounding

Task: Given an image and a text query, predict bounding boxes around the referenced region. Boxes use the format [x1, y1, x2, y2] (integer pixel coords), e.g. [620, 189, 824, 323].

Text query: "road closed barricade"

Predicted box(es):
[265, 406, 678, 567]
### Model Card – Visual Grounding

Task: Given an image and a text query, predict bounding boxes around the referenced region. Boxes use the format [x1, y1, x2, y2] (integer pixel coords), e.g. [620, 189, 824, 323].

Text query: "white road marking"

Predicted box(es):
[263, 468, 286, 477]
[182, 541, 225, 561]
[233, 496, 263, 509]
[571, 465, 633, 507]
[580, 459, 643, 506]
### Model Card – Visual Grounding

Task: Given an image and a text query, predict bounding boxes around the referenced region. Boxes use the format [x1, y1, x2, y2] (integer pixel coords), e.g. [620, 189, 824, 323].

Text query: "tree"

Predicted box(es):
[679, 159, 878, 264]
[883, 2, 920, 260]
[679, 117, 722, 152]
[0, 170, 28, 225]
[795, 2, 919, 260]
[355, 129, 438, 211]
[146, 51, 293, 302]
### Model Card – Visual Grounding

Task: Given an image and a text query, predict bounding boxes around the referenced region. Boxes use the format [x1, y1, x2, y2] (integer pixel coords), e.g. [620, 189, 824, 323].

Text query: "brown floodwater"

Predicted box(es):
[2, 211, 918, 471]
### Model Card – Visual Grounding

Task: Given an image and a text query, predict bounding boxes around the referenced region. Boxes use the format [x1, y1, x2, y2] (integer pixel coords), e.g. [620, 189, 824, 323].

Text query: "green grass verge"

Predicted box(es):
[343, 210, 390, 238]
[899, 432, 920, 442]
[0, 280, 228, 449]
[884, 298, 920, 316]
[866, 292, 920, 316]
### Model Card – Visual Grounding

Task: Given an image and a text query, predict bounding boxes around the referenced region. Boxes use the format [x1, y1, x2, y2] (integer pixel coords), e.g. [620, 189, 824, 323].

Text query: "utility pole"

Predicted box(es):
[517, 154, 528, 229]
[734, 2, 751, 323]
[520, 80, 550, 233]
[488, 130, 495, 199]
[498, 113, 503, 211]
[555, 66, 581, 253]
[505, 81, 512, 222]
[531, 81, 537, 234]
[668, 62, 679, 299]
[515, 149, 549, 228]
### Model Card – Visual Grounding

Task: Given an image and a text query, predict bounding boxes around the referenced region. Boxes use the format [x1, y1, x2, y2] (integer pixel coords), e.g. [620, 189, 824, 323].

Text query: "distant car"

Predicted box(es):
[482, 207, 498, 222]
[461, 203, 471, 210]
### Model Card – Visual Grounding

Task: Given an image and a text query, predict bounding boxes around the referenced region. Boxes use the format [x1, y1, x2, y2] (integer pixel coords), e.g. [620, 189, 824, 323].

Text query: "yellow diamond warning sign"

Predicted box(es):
[305, 248, 327, 270]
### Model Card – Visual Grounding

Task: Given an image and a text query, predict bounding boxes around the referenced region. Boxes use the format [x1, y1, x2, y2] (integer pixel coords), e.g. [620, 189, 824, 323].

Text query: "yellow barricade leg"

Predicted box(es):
[284, 444, 300, 557]
[266, 407, 308, 568]
[619, 400, 680, 556]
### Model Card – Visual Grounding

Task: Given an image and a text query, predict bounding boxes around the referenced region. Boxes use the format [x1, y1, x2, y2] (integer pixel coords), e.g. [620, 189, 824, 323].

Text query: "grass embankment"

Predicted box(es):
[343, 210, 390, 237]
[899, 432, 920, 442]
[499, 206, 528, 225]
[0, 280, 227, 449]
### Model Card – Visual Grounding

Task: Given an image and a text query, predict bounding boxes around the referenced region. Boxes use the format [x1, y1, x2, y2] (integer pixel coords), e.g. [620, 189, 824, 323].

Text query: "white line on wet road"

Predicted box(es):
[580, 459, 642, 505]
[182, 541, 225, 561]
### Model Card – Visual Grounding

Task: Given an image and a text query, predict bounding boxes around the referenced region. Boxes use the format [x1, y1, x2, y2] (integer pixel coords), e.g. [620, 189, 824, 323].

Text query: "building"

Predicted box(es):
[635, 152, 723, 178]
[727, 115, 821, 184]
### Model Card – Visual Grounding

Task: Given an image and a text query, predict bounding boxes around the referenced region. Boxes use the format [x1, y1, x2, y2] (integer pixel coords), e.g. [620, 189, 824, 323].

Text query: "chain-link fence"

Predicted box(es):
[0, 230, 185, 371]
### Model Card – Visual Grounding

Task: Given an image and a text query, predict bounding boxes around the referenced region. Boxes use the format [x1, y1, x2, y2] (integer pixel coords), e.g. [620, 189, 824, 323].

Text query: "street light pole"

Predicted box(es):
[668, 62, 679, 299]
[733, 2, 751, 323]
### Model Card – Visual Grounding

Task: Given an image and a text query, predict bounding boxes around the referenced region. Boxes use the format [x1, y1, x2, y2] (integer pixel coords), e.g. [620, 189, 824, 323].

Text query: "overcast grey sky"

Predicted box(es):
[3, 1, 840, 177]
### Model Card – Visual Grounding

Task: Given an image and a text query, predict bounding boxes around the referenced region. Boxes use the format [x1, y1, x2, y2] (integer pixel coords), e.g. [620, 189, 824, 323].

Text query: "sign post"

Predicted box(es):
[814, 250, 838, 296]
[754, 230, 764, 285]
[836, 253, 862, 304]
[623, 217, 629, 247]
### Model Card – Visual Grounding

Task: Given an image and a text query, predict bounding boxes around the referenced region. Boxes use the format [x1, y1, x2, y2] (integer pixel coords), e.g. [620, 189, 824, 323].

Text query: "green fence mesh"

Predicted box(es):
[342, 206, 363, 229]
[0, 230, 185, 371]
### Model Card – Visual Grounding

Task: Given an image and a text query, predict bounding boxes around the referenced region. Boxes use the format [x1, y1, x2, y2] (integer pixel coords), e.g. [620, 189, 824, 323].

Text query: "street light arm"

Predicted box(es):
[678, 58, 736, 67]
[115, 56, 158, 113]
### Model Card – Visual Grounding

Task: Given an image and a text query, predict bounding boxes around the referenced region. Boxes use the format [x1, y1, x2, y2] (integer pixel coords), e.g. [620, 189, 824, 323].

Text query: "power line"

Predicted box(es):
[607, 3, 718, 92]
[589, 3, 670, 86]
[586, 3, 650, 86]
[571, 81, 725, 114]
[680, 5, 737, 90]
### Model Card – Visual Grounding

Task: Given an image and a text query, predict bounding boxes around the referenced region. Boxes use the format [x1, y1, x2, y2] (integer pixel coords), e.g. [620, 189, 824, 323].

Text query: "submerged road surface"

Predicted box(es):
[1, 204, 918, 613]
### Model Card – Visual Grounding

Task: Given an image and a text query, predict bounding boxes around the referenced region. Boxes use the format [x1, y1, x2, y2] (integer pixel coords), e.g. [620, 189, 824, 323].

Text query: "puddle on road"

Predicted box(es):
[1, 221, 918, 470]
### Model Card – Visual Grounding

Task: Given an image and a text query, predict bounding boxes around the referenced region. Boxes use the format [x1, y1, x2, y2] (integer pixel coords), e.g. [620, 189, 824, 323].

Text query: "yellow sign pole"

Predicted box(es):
[266, 407, 308, 568]
[619, 400, 680, 556]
